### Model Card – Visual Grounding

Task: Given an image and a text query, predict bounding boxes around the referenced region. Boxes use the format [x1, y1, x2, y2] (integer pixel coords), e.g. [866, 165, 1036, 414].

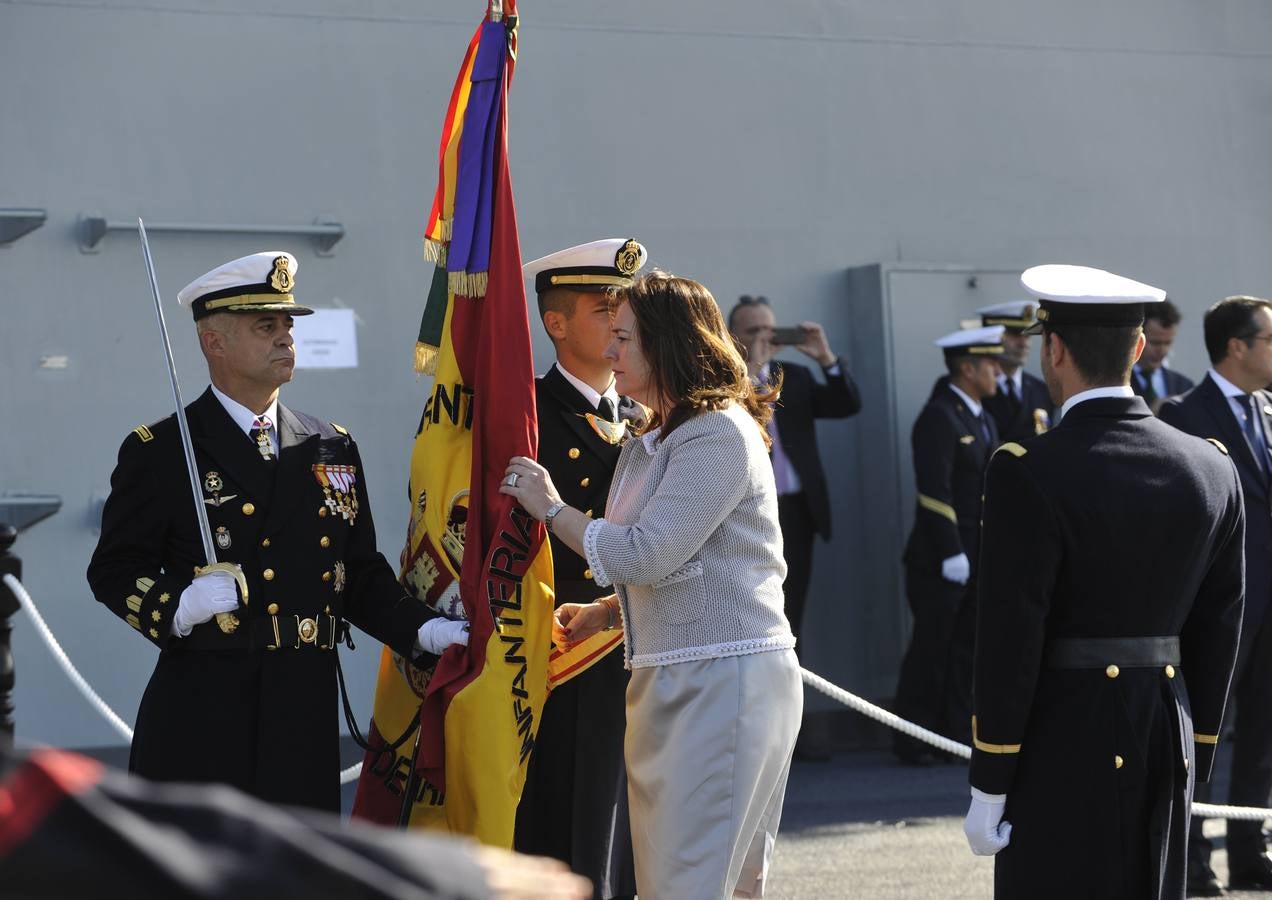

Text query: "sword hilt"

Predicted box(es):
[195, 561, 249, 634]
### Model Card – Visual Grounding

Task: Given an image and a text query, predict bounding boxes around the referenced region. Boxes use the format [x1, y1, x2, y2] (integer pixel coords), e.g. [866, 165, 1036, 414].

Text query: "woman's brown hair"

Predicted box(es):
[611, 270, 779, 445]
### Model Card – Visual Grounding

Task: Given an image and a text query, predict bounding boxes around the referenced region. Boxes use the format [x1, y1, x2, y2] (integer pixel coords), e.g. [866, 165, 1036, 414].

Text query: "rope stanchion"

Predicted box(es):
[4, 574, 363, 786]
[800, 666, 1272, 822]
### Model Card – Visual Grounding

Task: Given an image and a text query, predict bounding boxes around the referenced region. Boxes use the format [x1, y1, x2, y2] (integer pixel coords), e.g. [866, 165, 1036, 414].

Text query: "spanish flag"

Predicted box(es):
[351, 1, 555, 845]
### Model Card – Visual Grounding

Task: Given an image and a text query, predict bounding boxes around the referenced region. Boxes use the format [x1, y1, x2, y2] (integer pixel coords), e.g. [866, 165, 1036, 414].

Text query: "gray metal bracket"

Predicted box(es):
[78, 214, 345, 256]
[0, 495, 62, 533]
[0, 208, 47, 246]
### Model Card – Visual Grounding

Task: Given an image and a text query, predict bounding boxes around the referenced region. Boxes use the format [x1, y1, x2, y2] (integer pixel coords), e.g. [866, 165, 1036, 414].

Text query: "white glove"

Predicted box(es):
[417, 617, 470, 655]
[964, 787, 1012, 856]
[171, 570, 241, 637]
[941, 552, 971, 585]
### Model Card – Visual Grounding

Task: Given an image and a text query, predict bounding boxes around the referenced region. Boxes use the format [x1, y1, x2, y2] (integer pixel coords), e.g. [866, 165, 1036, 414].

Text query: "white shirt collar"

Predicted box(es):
[1207, 368, 1248, 400]
[1059, 385, 1134, 420]
[210, 384, 279, 437]
[947, 382, 982, 418]
[555, 361, 618, 412]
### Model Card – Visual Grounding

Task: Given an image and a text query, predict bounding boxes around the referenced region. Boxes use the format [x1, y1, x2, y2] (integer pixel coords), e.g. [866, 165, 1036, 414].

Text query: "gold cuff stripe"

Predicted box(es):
[126, 614, 141, 631]
[918, 494, 958, 524]
[133, 425, 154, 442]
[1194, 732, 1220, 745]
[972, 716, 1021, 754]
[204, 293, 297, 312]
[994, 442, 1028, 459]
[548, 274, 632, 288]
[126, 595, 142, 613]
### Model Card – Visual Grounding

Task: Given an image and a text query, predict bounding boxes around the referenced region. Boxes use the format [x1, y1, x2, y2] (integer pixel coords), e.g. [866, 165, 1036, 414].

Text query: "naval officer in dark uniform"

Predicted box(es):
[513, 239, 646, 899]
[964, 265, 1245, 900]
[978, 300, 1054, 441]
[893, 325, 1005, 763]
[88, 251, 468, 813]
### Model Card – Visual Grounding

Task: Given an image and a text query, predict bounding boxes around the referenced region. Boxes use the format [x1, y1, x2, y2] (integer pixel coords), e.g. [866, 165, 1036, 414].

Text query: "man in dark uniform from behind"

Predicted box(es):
[1135, 298, 1195, 413]
[893, 326, 1005, 764]
[964, 265, 1244, 900]
[978, 300, 1054, 441]
[513, 238, 647, 900]
[87, 252, 468, 813]
[1160, 295, 1272, 894]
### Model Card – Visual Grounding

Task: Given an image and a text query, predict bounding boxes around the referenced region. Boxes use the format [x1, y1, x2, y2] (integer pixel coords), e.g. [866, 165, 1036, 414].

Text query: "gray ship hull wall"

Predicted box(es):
[3, 1, 1271, 747]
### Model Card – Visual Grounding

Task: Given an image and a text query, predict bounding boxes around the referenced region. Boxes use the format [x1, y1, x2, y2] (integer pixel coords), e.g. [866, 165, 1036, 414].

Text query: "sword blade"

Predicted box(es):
[137, 218, 218, 567]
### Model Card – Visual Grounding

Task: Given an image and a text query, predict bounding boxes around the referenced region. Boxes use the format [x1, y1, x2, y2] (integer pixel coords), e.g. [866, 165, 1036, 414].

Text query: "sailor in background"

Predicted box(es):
[978, 300, 1054, 441]
[965, 265, 1244, 900]
[87, 252, 467, 813]
[893, 326, 1005, 764]
[514, 238, 646, 899]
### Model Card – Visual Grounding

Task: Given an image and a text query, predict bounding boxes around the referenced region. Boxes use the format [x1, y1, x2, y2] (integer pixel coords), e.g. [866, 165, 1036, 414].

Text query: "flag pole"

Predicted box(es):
[397, 704, 425, 827]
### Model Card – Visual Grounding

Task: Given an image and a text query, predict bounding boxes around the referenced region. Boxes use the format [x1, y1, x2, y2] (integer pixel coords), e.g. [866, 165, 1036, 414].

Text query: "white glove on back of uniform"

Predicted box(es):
[171, 570, 241, 637]
[941, 552, 971, 585]
[964, 787, 1012, 856]
[417, 617, 470, 655]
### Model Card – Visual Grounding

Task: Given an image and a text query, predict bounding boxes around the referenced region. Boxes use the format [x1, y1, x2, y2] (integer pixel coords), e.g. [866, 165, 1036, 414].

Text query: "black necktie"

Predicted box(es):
[1243, 394, 1267, 475]
[597, 396, 617, 423]
[1140, 371, 1157, 404]
[975, 411, 992, 445]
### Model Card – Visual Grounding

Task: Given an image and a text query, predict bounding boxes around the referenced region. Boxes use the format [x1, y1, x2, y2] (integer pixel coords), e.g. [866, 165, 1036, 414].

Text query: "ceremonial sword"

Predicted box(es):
[137, 218, 247, 633]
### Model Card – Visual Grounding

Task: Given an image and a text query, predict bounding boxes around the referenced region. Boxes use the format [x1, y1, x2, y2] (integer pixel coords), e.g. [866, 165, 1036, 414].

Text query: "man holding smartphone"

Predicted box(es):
[728, 296, 861, 759]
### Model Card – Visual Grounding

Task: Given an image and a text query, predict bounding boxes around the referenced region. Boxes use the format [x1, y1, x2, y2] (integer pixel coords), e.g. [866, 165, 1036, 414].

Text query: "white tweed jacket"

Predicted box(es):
[583, 402, 796, 669]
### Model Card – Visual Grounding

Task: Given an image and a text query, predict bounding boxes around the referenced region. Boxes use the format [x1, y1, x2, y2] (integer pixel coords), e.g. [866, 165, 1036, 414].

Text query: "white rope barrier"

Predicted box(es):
[3, 571, 1266, 816]
[3, 574, 363, 786]
[800, 667, 1272, 822]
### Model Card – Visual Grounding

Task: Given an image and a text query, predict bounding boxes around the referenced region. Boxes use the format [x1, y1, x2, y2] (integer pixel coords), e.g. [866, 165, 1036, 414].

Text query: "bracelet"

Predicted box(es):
[543, 501, 567, 533]
[600, 598, 617, 631]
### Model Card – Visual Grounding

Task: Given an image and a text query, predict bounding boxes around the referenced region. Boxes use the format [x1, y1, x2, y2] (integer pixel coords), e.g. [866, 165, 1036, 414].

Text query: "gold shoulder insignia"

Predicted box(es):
[994, 441, 1027, 458]
[133, 425, 154, 443]
[1206, 438, 1229, 455]
[331, 422, 349, 436]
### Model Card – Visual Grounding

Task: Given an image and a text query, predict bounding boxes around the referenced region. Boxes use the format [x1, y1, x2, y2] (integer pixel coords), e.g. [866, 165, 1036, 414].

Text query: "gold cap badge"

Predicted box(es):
[269, 255, 294, 293]
[614, 239, 642, 277]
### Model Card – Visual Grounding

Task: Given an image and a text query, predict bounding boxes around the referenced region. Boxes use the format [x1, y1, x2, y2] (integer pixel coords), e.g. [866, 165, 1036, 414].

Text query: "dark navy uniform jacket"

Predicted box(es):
[88, 387, 436, 813]
[971, 395, 1244, 899]
[983, 370, 1054, 443]
[903, 382, 999, 575]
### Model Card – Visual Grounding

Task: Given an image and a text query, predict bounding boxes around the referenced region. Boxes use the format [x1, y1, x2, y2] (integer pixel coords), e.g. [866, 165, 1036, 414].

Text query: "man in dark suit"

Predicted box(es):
[893, 326, 1005, 763]
[978, 301, 1054, 441]
[965, 265, 1243, 900]
[87, 252, 466, 814]
[727, 296, 861, 651]
[1133, 298, 1195, 413]
[1160, 295, 1272, 894]
[513, 239, 646, 900]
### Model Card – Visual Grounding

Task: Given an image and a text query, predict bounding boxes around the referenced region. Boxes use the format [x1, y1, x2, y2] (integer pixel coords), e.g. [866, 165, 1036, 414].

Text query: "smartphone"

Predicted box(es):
[770, 326, 806, 345]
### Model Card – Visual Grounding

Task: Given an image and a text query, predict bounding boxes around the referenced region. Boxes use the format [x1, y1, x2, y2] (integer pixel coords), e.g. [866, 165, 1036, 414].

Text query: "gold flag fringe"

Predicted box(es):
[448, 270, 488, 299]
[414, 342, 440, 376]
[424, 240, 448, 265]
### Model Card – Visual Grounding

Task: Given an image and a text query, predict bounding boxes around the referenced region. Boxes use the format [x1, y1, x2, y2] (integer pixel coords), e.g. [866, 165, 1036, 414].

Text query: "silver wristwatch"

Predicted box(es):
[543, 501, 567, 533]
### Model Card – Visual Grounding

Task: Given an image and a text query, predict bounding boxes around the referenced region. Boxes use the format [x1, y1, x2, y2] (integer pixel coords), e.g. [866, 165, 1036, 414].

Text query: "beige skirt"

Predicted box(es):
[625, 648, 802, 899]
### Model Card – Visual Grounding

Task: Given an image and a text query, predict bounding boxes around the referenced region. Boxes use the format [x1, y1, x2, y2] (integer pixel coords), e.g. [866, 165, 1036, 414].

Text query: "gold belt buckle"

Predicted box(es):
[296, 616, 318, 647]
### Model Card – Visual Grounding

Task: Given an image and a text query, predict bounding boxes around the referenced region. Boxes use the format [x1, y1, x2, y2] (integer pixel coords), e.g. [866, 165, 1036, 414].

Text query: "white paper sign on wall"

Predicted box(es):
[293, 308, 358, 369]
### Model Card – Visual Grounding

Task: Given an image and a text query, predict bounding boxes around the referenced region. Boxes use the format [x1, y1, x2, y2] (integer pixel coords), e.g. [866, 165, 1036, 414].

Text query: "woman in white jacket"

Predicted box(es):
[501, 271, 801, 899]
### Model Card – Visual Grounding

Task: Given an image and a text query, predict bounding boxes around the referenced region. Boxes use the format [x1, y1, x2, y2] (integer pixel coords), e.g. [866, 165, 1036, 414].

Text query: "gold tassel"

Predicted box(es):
[447, 270, 489, 298]
[414, 342, 440, 376]
[424, 239, 448, 265]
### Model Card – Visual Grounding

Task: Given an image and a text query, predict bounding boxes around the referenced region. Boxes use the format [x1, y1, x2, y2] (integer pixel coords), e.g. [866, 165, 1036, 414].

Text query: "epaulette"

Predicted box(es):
[1206, 438, 1229, 455]
[331, 422, 349, 436]
[132, 424, 155, 443]
[993, 441, 1027, 458]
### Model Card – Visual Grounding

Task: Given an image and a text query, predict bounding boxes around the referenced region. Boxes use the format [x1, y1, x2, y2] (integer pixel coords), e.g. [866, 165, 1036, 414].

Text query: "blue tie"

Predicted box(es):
[1242, 394, 1268, 476]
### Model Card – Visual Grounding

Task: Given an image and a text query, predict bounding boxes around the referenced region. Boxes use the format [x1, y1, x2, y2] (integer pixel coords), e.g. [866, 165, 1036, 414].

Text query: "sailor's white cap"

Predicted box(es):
[523, 238, 647, 294]
[177, 251, 312, 321]
[934, 325, 1007, 359]
[976, 300, 1037, 332]
[1020, 264, 1164, 334]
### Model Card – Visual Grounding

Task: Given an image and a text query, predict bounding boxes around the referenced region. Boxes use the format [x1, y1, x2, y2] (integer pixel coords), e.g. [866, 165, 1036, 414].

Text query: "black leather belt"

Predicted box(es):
[1044, 636, 1180, 669]
[180, 614, 343, 651]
